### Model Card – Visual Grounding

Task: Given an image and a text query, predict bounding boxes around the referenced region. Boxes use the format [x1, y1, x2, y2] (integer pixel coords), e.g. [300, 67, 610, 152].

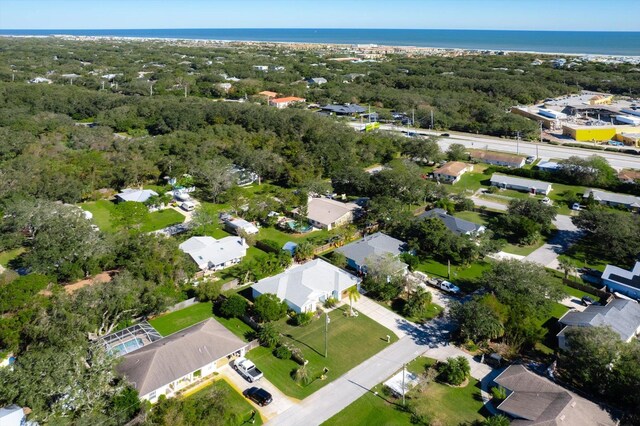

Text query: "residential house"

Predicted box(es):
[269, 96, 306, 109]
[28, 77, 52, 84]
[216, 82, 232, 93]
[419, 209, 486, 236]
[583, 189, 640, 211]
[117, 319, 248, 403]
[179, 236, 248, 273]
[432, 161, 471, 184]
[258, 90, 278, 98]
[617, 169, 640, 184]
[536, 161, 561, 172]
[320, 104, 366, 116]
[490, 174, 553, 195]
[306, 77, 327, 85]
[303, 197, 360, 230]
[224, 218, 260, 235]
[251, 259, 360, 313]
[0, 405, 29, 426]
[557, 299, 640, 350]
[601, 261, 640, 300]
[469, 150, 526, 168]
[335, 232, 408, 273]
[115, 188, 159, 203]
[253, 65, 268, 71]
[493, 364, 617, 426]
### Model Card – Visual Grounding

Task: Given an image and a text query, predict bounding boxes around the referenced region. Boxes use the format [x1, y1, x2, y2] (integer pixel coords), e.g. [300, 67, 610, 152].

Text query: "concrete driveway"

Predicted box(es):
[218, 363, 297, 422]
[524, 214, 582, 267]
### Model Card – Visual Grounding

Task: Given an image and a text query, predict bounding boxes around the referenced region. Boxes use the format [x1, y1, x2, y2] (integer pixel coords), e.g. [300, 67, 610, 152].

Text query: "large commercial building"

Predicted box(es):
[562, 124, 640, 145]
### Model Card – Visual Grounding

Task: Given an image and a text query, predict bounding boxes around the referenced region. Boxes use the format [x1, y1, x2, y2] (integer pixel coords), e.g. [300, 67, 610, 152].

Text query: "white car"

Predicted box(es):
[571, 203, 582, 211]
[180, 201, 196, 211]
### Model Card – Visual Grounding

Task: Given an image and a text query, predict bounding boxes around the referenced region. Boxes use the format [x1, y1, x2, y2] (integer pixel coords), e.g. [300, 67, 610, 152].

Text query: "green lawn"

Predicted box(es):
[535, 301, 570, 355]
[451, 210, 489, 226]
[139, 208, 185, 232]
[450, 168, 491, 194]
[416, 259, 490, 292]
[323, 357, 486, 426]
[246, 306, 397, 399]
[502, 239, 544, 256]
[187, 379, 263, 425]
[257, 226, 332, 248]
[561, 243, 610, 272]
[79, 200, 185, 233]
[149, 301, 255, 340]
[0, 247, 26, 267]
[380, 298, 444, 324]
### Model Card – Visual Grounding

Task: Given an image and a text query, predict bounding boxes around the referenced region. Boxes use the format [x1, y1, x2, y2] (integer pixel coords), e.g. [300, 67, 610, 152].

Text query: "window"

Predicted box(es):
[148, 390, 157, 400]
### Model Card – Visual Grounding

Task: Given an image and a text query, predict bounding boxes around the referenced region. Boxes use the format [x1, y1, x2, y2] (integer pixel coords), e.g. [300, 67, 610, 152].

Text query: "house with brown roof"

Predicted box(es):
[258, 90, 278, 98]
[618, 169, 640, 184]
[269, 96, 306, 109]
[116, 319, 248, 403]
[494, 365, 617, 426]
[469, 150, 526, 168]
[433, 161, 471, 184]
[299, 197, 360, 230]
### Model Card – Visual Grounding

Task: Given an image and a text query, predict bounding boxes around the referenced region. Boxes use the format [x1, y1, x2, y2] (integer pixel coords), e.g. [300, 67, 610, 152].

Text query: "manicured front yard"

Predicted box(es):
[323, 357, 487, 426]
[0, 247, 26, 267]
[139, 208, 186, 232]
[246, 306, 397, 399]
[79, 200, 117, 232]
[502, 239, 545, 256]
[535, 301, 570, 355]
[184, 378, 263, 425]
[416, 259, 490, 292]
[149, 301, 254, 341]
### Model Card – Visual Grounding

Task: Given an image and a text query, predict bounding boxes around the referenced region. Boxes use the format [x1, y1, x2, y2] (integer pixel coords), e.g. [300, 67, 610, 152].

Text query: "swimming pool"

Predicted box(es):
[111, 338, 144, 356]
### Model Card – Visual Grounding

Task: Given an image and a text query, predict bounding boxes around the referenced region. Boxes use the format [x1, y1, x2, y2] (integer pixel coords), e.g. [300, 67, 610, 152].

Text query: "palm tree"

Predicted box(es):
[558, 257, 577, 281]
[347, 286, 361, 317]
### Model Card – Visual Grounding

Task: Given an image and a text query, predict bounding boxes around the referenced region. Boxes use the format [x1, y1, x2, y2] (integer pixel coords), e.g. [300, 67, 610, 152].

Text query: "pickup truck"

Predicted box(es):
[435, 279, 461, 294]
[234, 357, 263, 383]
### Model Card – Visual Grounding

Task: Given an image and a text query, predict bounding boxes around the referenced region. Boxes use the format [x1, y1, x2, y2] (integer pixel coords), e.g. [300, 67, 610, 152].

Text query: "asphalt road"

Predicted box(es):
[524, 214, 582, 268]
[349, 123, 640, 170]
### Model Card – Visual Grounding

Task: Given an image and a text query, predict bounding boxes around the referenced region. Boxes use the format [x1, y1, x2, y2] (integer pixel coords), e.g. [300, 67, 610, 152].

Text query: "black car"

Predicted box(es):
[440, 133, 450, 137]
[581, 296, 596, 306]
[243, 387, 273, 406]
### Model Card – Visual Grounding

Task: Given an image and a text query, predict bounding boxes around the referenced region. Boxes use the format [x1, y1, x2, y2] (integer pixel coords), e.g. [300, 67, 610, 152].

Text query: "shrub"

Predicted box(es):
[293, 311, 313, 326]
[195, 280, 220, 302]
[487, 185, 499, 194]
[254, 293, 288, 322]
[219, 294, 248, 318]
[484, 415, 511, 426]
[438, 356, 471, 386]
[292, 364, 312, 385]
[273, 345, 292, 360]
[323, 297, 338, 308]
[289, 345, 306, 365]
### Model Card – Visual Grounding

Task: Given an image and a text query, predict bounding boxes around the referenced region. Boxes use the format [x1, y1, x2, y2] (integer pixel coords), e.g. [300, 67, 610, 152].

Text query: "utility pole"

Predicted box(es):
[101, 80, 105, 91]
[12, 71, 15, 82]
[516, 131, 520, 155]
[324, 312, 330, 358]
[184, 84, 188, 98]
[150, 82, 154, 97]
[539, 121, 544, 144]
[430, 110, 434, 130]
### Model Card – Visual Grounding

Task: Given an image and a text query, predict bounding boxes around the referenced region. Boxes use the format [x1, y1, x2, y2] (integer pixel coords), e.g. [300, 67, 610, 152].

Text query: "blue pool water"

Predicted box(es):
[111, 338, 144, 356]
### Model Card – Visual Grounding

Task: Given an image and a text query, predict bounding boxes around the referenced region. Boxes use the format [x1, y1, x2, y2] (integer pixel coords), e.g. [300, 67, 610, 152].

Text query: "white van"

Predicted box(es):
[180, 201, 196, 212]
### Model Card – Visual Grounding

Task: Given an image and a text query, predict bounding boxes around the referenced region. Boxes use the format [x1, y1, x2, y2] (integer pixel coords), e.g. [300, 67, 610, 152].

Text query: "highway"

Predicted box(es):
[348, 123, 640, 170]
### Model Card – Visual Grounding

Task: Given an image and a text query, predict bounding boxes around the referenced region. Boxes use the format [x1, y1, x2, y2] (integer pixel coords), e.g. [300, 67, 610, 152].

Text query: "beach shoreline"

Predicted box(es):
[2, 33, 639, 60]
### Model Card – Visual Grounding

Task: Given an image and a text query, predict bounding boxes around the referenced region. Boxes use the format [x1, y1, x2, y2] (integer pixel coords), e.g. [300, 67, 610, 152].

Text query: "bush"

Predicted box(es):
[487, 185, 499, 194]
[257, 323, 280, 348]
[491, 385, 507, 401]
[195, 280, 220, 302]
[289, 344, 306, 365]
[254, 293, 288, 322]
[219, 294, 248, 318]
[323, 297, 338, 308]
[273, 345, 292, 360]
[292, 364, 312, 385]
[438, 356, 471, 386]
[292, 311, 313, 326]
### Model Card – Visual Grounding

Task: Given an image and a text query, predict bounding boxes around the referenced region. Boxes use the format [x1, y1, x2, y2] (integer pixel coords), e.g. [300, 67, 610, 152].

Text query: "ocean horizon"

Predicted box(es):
[1, 28, 639, 56]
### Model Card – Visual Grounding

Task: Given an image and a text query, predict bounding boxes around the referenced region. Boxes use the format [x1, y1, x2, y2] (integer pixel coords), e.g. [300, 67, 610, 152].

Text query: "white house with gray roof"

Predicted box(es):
[303, 197, 360, 230]
[335, 232, 407, 273]
[557, 299, 640, 350]
[583, 189, 640, 211]
[490, 174, 552, 195]
[251, 259, 360, 313]
[602, 261, 640, 300]
[116, 188, 158, 203]
[117, 318, 248, 403]
[179, 236, 248, 273]
[419, 209, 486, 236]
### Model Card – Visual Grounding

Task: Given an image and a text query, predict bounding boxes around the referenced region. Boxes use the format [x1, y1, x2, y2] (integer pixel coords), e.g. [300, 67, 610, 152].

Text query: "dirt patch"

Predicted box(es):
[64, 271, 115, 294]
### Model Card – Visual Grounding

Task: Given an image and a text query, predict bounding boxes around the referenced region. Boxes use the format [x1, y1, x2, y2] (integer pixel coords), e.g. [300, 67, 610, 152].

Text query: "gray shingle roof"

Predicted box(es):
[558, 299, 640, 342]
[418, 209, 484, 235]
[494, 365, 616, 426]
[583, 189, 640, 208]
[490, 174, 552, 193]
[320, 104, 366, 115]
[116, 188, 158, 203]
[117, 319, 246, 397]
[335, 232, 406, 268]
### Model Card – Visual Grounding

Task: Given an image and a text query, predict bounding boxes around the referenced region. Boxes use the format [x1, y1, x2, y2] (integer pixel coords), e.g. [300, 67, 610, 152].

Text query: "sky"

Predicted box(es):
[0, 0, 638, 31]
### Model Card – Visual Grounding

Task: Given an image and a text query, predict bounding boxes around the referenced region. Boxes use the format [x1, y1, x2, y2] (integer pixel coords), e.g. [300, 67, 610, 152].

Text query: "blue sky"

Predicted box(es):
[1, 0, 638, 31]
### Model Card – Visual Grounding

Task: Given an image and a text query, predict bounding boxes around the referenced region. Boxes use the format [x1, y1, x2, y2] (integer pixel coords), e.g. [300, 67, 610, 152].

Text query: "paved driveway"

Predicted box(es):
[524, 214, 582, 267]
[218, 363, 297, 422]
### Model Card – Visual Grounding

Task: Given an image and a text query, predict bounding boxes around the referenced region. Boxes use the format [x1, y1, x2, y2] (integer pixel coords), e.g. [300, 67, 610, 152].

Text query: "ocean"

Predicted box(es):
[1, 28, 639, 56]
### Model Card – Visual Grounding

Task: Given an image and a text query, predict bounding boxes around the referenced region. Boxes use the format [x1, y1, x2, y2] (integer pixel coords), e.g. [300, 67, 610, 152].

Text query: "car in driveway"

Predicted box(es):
[234, 357, 264, 382]
[581, 296, 597, 306]
[434, 279, 461, 294]
[243, 387, 273, 406]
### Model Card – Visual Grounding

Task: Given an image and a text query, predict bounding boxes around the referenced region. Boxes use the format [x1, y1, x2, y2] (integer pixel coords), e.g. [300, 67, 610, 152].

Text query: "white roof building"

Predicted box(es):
[252, 259, 361, 313]
[305, 197, 360, 230]
[225, 218, 259, 235]
[116, 188, 158, 203]
[0, 405, 27, 426]
[179, 236, 248, 272]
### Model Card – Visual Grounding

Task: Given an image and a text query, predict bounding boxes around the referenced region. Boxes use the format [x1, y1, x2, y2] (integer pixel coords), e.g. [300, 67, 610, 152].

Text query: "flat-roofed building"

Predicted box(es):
[490, 174, 552, 195]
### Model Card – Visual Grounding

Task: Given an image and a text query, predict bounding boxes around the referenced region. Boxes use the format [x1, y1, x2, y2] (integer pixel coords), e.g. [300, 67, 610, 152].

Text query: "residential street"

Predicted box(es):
[266, 295, 494, 426]
[524, 214, 582, 268]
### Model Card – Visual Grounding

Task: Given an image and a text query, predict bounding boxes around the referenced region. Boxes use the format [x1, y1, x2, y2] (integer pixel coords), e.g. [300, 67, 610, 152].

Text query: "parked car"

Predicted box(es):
[525, 156, 536, 164]
[436, 280, 461, 294]
[581, 296, 597, 306]
[440, 133, 450, 137]
[571, 203, 582, 211]
[180, 201, 196, 211]
[243, 387, 273, 406]
[541, 197, 552, 205]
[234, 357, 263, 382]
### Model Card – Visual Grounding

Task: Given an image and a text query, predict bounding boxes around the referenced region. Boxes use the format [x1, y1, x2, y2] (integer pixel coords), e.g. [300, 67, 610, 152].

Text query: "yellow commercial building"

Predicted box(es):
[563, 124, 640, 146]
[588, 94, 613, 105]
